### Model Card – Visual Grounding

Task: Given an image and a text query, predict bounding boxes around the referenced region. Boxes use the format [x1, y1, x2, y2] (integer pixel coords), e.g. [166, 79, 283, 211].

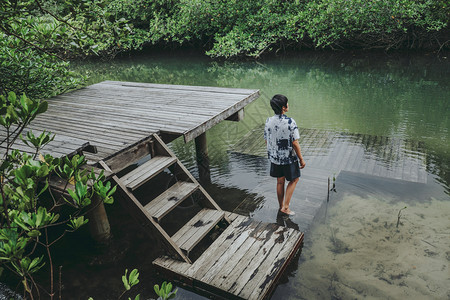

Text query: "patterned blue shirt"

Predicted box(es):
[264, 114, 300, 165]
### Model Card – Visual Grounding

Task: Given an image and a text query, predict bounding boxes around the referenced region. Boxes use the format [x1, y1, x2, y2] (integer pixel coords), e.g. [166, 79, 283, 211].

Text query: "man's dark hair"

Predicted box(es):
[270, 94, 288, 115]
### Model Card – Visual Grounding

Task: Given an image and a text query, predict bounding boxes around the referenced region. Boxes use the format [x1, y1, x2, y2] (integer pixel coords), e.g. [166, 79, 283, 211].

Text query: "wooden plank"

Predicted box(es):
[197, 220, 264, 283]
[247, 230, 304, 300]
[152, 134, 223, 212]
[393, 141, 405, 180]
[417, 159, 427, 184]
[145, 181, 199, 221]
[340, 143, 360, 171]
[43, 103, 206, 131]
[121, 156, 176, 190]
[172, 209, 224, 253]
[153, 215, 306, 300]
[207, 222, 269, 287]
[99, 80, 260, 95]
[56, 91, 243, 110]
[374, 136, 389, 177]
[98, 161, 191, 263]
[46, 98, 228, 122]
[363, 136, 379, 176]
[29, 121, 140, 147]
[34, 112, 156, 138]
[228, 225, 296, 295]
[186, 216, 253, 278]
[103, 137, 154, 173]
[153, 255, 193, 279]
[0, 127, 91, 155]
[225, 212, 244, 222]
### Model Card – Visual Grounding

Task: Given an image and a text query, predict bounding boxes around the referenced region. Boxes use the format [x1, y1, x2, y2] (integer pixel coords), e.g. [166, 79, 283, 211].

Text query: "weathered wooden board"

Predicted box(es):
[145, 181, 199, 221]
[172, 209, 224, 253]
[153, 214, 304, 300]
[121, 156, 177, 190]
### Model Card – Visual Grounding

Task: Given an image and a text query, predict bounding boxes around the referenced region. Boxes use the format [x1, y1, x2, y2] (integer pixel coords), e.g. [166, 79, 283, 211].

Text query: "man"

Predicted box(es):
[264, 94, 306, 215]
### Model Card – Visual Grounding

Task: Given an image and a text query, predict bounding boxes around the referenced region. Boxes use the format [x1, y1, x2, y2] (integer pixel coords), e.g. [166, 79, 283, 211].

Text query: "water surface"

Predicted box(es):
[70, 51, 449, 299]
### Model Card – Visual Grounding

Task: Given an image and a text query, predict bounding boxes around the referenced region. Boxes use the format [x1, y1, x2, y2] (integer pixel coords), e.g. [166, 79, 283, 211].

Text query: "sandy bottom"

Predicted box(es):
[287, 194, 450, 300]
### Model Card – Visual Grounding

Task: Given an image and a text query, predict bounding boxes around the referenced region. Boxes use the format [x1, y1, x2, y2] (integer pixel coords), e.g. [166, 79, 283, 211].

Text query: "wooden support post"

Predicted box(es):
[226, 109, 244, 122]
[195, 132, 211, 184]
[87, 195, 111, 244]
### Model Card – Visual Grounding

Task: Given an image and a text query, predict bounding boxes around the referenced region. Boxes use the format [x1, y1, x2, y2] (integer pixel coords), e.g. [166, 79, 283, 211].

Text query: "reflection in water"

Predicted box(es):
[276, 211, 300, 232]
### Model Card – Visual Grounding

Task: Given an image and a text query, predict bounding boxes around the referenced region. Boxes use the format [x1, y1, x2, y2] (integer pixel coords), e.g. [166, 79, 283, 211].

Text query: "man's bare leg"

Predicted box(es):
[276, 177, 286, 210]
[282, 177, 299, 214]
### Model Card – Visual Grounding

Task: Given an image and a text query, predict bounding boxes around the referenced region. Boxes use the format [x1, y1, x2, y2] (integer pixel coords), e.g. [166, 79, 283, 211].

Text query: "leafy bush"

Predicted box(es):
[107, 0, 449, 57]
[0, 33, 83, 100]
[0, 0, 145, 99]
[0, 92, 116, 298]
[301, 0, 449, 50]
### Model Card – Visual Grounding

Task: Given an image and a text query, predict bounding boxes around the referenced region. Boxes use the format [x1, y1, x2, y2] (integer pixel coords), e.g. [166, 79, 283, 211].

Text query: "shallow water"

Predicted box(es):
[273, 172, 449, 299]
[66, 51, 450, 299]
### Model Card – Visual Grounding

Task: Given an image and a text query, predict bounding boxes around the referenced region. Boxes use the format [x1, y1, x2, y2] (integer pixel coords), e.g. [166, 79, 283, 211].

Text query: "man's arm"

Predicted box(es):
[293, 139, 306, 169]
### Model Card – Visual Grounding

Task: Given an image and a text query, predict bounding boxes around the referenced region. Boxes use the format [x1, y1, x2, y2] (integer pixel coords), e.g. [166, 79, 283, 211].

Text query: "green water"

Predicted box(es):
[71, 51, 449, 299]
[75, 52, 449, 185]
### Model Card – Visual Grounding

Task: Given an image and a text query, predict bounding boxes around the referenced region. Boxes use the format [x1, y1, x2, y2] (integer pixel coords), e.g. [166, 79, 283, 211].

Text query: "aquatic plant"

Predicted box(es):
[330, 174, 337, 193]
[396, 206, 407, 228]
[154, 281, 178, 300]
[120, 269, 140, 300]
[88, 269, 140, 300]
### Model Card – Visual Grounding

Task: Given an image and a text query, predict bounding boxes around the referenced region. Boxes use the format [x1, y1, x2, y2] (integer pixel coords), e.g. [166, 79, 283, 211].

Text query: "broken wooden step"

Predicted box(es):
[144, 181, 200, 222]
[172, 208, 224, 255]
[120, 156, 176, 191]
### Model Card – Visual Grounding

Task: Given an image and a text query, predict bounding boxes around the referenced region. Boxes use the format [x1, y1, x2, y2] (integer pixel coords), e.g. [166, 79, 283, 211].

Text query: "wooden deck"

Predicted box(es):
[24, 80, 260, 167]
[153, 212, 304, 300]
[1, 82, 308, 299]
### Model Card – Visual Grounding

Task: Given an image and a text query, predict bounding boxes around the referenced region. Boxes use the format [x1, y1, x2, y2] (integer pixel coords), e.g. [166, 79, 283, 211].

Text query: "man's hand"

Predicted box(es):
[299, 158, 306, 169]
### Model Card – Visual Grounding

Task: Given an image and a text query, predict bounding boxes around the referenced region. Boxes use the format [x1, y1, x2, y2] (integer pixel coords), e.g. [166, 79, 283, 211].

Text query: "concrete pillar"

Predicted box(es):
[87, 195, 111, 244]
[195, 132, 211, 184]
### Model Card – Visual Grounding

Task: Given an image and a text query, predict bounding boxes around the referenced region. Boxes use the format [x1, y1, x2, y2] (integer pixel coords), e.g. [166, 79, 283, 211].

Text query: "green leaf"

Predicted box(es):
[67, 189, 79, 203]
[122, 269, 131, 290]
[27, 230, 41, 237]
[68, 216, 89, 230]
[36, 164, 49, 178]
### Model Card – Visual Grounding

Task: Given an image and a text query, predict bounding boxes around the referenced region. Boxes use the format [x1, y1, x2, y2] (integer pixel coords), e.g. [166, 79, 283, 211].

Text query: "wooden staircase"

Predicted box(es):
[99, 134, 228, 264]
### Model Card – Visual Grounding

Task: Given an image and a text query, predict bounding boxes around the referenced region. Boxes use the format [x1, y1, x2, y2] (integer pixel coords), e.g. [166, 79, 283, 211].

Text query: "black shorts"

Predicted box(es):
[270, 161, 301, 181]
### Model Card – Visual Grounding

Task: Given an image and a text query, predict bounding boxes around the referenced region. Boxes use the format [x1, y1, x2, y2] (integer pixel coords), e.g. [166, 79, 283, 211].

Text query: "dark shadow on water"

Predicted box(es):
[276, 211, 300, 232]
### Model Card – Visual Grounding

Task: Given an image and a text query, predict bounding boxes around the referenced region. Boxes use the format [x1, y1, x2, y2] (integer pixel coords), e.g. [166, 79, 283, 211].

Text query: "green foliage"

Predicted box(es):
[122, 268, 140, 291]
[302, 0, 449, 50]
[0, 0, 146, 99]
[0, 92, 116, 298]
[154, 281, 178, 300]
[0, 32, 84, 99]
[108, 0, 449, 58]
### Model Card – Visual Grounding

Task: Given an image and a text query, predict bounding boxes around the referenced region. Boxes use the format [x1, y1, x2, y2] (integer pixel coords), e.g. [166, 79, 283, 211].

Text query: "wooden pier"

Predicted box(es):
[2, 81, 307, 299]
